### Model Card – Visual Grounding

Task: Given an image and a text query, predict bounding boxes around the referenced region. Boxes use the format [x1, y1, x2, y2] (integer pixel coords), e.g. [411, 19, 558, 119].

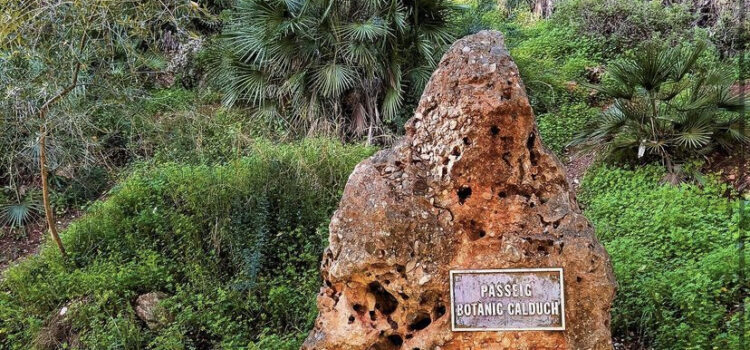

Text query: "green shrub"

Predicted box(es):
[141, 89, 197, 116]
[579, 164, 747, 348]
[553, 0, 696, 58]
[123, 88, 291, 164]
[537, 102, 598, 155]
[510, 20, 601, 114]
[0, 139, 374, 348]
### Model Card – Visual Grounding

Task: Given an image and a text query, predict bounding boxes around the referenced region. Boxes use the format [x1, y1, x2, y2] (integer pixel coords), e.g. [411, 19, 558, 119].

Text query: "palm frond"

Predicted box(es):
[406, 65, 433, 93]
[673, 114, 713, 149]
[381, 86, 403, 120]
[344, 42, 378, 68]
[340, 19, 389, 41]
[227, 64, 270, 106]
[672, 41, 705, 81]
[313, 62, 356, 98]
[0, 196, 41, 228]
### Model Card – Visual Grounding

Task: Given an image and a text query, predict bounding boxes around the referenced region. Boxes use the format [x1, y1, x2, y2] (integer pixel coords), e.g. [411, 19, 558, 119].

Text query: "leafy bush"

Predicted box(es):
[509, 20, 601, 114]
[0, 1, 218, 230]
[208, 0, 460, 140]
[537, 102, 598, 155]
[572, 41, 748, 172]
[553, 0, 696, 57]
[579, 164, 748, 348]
[0, 139, 374, 348]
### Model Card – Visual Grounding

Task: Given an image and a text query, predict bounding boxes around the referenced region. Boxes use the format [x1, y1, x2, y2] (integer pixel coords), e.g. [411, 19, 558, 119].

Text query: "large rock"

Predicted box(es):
[303, 31, 615, 350]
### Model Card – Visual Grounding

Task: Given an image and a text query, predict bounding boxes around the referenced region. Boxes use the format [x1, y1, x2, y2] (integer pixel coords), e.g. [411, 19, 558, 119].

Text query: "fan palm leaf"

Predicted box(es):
[313, 62, 356, 98]
[0, 196, 41, 228]
[340, 20, 389, 41]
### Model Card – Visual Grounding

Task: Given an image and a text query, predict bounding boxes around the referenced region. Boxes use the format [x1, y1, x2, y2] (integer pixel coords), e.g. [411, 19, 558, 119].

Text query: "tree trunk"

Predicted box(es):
[39, 124, 66, 258]
[532, 0, 556, 18]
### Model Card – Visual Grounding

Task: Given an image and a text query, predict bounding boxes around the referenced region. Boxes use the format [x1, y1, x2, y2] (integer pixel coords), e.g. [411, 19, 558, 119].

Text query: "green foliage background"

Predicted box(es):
[580, 165, 748, 348]
[0, 140, 374, 348]
[0, 0, 747, 349]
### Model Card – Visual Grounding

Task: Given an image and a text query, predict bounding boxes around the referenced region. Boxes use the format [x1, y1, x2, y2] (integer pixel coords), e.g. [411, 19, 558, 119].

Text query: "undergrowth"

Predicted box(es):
[0, 139, 374, 348]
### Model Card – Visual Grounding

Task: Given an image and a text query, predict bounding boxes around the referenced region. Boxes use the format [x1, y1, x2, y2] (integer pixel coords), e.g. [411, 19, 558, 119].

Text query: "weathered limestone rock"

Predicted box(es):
[303, 31, 615, 350]
[135, 292, 173, 330]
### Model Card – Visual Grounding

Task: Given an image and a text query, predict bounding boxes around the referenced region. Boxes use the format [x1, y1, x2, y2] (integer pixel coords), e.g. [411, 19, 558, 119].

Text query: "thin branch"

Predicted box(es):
[39, 31, 88, 116]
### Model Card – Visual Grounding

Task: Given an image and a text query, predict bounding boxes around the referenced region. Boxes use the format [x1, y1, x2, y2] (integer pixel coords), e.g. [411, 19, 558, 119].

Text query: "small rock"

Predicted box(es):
[135, 292, 173, 330]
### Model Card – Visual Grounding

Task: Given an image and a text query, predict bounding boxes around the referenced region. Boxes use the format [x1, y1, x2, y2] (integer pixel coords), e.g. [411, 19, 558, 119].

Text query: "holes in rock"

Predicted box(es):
[490, 125, 500, 136]
[451, 146, 461, 157]
[370, 310, 377, 321]
[369, 282, 399, 315]
[388, 335, 403, 347]
[498, 191, 507, 199]
[388, 334, 404, 348]
[405, 334, 413, 340]
[502, 86, 512, 99]
[467, 220, 486, 241]
[536, 245, 549, 256]
[434, 304, 446, 319]
[348, 315, 355, 324]
[419, 291, 437, 307]
[396, 265, 406, 275]
[463, 137, 471, 145]
[407, 311, 432, 331]
[502, 152, 512, 167]
[527, 133, 538, 165]
[398, 292, 410, 300]
[370, 334, 403, 350]
[577, 276, 583, 283]
[529, 201, 535, 208]
[353, 304, 365, 314]
[388, 318, 399, 330]
[457, 186, 472, 204]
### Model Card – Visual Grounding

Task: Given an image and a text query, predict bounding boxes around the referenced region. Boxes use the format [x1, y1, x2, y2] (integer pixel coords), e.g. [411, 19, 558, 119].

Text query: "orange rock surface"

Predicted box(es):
[303, 31, 616, 350]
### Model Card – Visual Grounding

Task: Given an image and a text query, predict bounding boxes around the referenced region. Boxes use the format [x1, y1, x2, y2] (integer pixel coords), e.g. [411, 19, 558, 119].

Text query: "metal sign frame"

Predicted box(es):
[449, 267, 566, 332]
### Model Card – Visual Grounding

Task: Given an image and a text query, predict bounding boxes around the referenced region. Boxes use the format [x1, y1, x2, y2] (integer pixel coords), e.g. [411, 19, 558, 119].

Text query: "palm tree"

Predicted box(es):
[571, 41, 748, 172]
[208, 0, 459, 142]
